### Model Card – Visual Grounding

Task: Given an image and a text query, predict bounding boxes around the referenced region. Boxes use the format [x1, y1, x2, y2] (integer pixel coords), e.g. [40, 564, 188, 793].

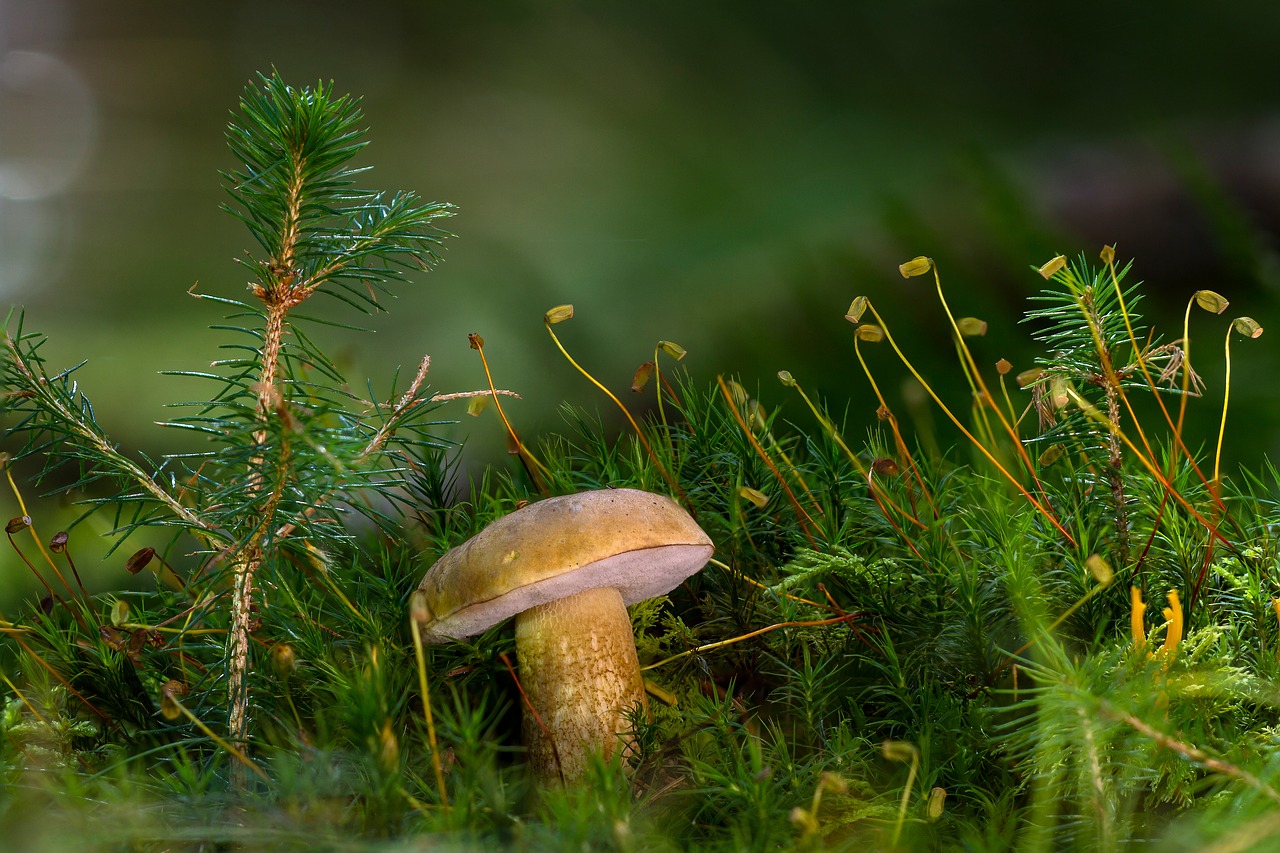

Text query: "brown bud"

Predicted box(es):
[467, 333, 484, 350]
[160, 679, 187, 722]
[49, 530, 69, 553]
[631, 361, 656, 393]
[125, 547, 155, 575]
[996, 358, 1012, 375]
[5, 515, 30, 534]
[872, 457, 900, 476]
[99, 625, 128, 651]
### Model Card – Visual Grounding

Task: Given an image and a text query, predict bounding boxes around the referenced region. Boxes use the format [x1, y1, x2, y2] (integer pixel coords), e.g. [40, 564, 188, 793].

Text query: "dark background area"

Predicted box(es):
[2, 1, 1279, 598]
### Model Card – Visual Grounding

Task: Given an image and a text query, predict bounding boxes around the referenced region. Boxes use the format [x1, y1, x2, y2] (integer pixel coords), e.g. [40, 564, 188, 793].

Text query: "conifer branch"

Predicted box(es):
[2, 329, 217, 539]
[215, 72, 454, 748]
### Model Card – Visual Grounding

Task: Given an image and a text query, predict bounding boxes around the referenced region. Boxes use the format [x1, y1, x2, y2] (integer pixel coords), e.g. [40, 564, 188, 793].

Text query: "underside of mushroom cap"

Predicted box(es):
[416, 489, 713, 642]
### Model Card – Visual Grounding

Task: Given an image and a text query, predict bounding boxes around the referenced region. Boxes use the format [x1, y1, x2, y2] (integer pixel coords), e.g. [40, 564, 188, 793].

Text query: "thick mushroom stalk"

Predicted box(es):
[515, 586, 646, 780]
[415, 488, 713, 785]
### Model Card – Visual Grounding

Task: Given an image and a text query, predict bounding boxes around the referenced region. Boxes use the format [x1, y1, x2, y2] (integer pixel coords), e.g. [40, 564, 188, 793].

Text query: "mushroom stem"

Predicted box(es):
[514, 585, 647, 783]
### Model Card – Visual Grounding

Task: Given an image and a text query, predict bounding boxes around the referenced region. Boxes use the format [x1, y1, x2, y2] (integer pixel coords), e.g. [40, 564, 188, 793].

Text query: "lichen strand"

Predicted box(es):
[514, 585, 647, 783]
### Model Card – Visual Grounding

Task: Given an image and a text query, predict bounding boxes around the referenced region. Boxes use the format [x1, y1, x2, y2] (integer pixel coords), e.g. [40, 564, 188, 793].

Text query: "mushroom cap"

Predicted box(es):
[416, 488, 713, 642]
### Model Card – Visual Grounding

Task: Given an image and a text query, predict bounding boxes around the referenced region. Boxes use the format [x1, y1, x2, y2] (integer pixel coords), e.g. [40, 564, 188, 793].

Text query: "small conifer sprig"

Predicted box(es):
[2, 72, 456, 750]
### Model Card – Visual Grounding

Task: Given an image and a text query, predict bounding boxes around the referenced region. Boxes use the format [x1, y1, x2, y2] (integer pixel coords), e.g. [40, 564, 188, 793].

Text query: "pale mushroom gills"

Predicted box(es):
[415, 488, 713, 783]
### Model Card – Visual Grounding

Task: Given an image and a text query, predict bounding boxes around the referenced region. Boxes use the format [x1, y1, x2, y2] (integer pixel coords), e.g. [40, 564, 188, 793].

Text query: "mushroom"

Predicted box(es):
[415, 488, 713, 783]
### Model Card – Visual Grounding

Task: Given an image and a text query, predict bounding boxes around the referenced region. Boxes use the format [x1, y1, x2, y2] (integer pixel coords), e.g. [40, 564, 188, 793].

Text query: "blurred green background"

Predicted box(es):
[3, 1, 1280, 602]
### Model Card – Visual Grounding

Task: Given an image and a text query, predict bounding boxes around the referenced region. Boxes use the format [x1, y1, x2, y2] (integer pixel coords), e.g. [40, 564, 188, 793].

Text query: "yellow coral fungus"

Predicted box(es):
[1130, 586, 1147, 647]
[1159, 590, 1183, 660]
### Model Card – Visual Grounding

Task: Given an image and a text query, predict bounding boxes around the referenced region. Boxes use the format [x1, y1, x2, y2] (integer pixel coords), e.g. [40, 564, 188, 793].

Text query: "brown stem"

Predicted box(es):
[1103, 379, 1131, 567]
[226, 150, 306, 753]
[226, 547, 260, 743]
[1106, 703, 1280, 806]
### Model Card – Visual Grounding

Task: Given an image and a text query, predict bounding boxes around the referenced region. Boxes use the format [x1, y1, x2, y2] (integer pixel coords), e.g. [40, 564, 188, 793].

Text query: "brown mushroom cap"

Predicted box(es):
[417, 488, 713, 642]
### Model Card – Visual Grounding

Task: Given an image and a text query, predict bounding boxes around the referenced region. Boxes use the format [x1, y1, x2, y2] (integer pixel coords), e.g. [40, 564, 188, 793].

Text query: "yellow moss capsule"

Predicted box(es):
[898, 256, 933, 278]
[882, 740, 917, 762]
[738, 486, 769, 509]
[855, 324, 885, 343]
[271, 643, 297, 677]
[1049, 376, 1072, 409]
[544, 304, 575, 324]
[1015, 367, 1042, 388]
[957, 317, 988, 337]
[1193, 289, 1229, 314]
[1099, 244, 1116, 265]
[927, 787, 947, 822]
[1037, 444, 1065, 466]
[777, 370, 796, 387]
[1038, 255, 1067, 279]
[409, 589, 431, 624]
[846, 296, 869, 323]
[1232, 316, 1264, 338]
[789, 807, 818, 833]
[657, 340, 687, 360]
[1086, 554, 1114, 586]
[820, 771, 849, 795]
[111, 598, 130, 627]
